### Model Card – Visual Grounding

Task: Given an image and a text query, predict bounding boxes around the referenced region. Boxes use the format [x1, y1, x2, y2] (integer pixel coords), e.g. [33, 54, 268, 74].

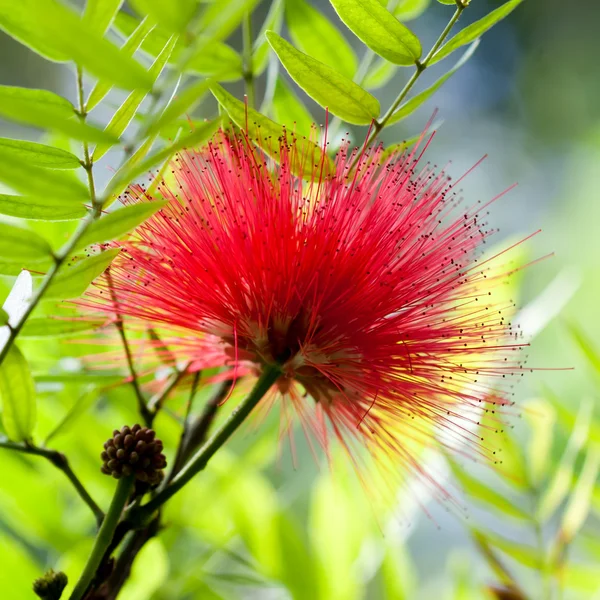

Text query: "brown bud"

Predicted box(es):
[33, 569, 68, 599]
[100, 424, 166, 486]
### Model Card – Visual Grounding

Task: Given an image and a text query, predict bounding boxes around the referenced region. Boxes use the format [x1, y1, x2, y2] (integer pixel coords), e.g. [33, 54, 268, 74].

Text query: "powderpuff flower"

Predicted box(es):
[85, 127, 525, 487]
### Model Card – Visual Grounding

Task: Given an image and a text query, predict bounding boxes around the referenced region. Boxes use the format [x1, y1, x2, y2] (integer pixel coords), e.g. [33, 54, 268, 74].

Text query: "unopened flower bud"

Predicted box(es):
[32, 569, 68, 599]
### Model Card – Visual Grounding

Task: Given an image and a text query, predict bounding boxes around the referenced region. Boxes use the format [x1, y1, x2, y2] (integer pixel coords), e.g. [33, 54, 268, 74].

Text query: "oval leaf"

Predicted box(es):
[387, 40, 478, 125]
[286, 0, 357, 79]
[0, 0, 153, 90]
[0, 222, 53, 261]
[75, 201, 168, 251]
[46, 249, 121, 299]
[210, 82, 332, 179]
[0, 86, 118, 144]
[0, 194, 87, 221]
[0, 344, 36, 442]
[329, 0, 421, 65]
[266, 31, 379, 125]
[430, 0, 523, 65]
[0, 138, 81, 169]
[0, 147, 88, 202]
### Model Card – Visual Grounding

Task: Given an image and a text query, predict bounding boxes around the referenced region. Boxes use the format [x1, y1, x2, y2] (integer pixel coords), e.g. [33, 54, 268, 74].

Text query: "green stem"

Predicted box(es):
[242, 11, 255, 107]
[0, 439, 104, 527]
[130, 365, 281, 524]
[69, 476, 134, 600]
[352, 1, 466, 170]
[105, 270, 151, 426]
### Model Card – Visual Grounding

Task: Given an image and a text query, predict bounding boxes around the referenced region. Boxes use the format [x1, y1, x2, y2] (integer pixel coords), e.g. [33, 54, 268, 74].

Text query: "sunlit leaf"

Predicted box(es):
[0, 222, 52, 262]
[387, 40, 478, 125]
[567, 322, 600, 376]
[272, 78, 314, 138]
[20, 318, 103, 338]
[0, 0, 153, 90]
[0, 148, 88, 203]
[430, 0, 523, 65]
[362, 59, 398, 90]
[286, 0, 357, 79]
[473, 529, 540, 569]
[266, 31, 379, 125]
[196, 0, 261, 44]
[394, 0, 431, 21]
[448, 457, 530, 520]
[45, 249, 120, 299]
[0, 194, 87, 221]
[0, 86, 118, 144]
[93, 34, 178, 161]
[83, 0, 124, 34]
[329, 0, 421, 65]
[0, 138, 81, 169]
[381, 541, 416, 600]
[146, 80, 210, 135]
[537, 399, 593, 522]
[210, 82, 331, 178]
[74, 201, 168, 251]
[253, 0, 284, 75]
[523, 398, 556, 487]
[559, 444, 600, 543]
[0, 345, 36, 441]
[129, 0, 196, 33]
[87, 16, 155, 111]
[0, 309, 8, 326]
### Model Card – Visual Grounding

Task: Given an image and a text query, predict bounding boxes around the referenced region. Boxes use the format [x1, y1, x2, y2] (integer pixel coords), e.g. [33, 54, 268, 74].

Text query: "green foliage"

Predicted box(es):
[329, 0, 422, 65]
[0, 195, 87, 221]
[430, 0, 524, 65]
[266, 31, 380, 125]
[0, 0, 152, 89]
[0, 344, 36, 441]
[0, 222, 52, 262]
[0, 138, 81, 169]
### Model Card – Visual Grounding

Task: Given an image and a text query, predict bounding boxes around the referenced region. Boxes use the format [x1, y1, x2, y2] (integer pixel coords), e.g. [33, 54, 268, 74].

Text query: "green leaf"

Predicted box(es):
[567, 322, 600, 376]
[74, 201, 168, 251]
[253, 0, 284, 75]
[437, 0, 456, 4]
[272, 78, 314, 138]
[0, 345, 36, 442]
[129, 0, 197, 33]
[0, 194, 87, 221]
[87, 16, 155, 111]
[46, 249, 120, 299]
[0, 137, 81, 170]
[387, 40, 478, 125]
[394, 0, 431, 21]
[196, 0, 261, 44]
[0, 308, 9, 325]
[146, 80, 210, 135]
[286, 0, 357, 79]
[523, 398, 556, 487]
[20, 318, 103, 338]
[0, 147, 88, 202]
[0, 86, 119, 144]
[537, 399, 593, 522]
[93, 34, 178, 161]
[113, 13, 243, 81]
[83, 0, 124, 34]
[329, 0, 421, 65]
[0, 0, 153, 90]
[109, 120, 219, 194]
[430, 0, 523, 65]
[0, 222, 52, 262]
[266, 31, 379, 125]
[448, 458, 530, 520]
[560, 444, 600, 543]
[381, 541, 416, 600]
[473, 529, 540, 569]
[210, 83, 331, 178]
[362, 59, 398, 90]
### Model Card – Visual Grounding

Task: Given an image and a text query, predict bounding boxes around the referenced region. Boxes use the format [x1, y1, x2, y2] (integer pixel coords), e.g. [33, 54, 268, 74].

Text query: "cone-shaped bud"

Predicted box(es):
[32, 569, 68, 599]
[100, 424, 166, 485]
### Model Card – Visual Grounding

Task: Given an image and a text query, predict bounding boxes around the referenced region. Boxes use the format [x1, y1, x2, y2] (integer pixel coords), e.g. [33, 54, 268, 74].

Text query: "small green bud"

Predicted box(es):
[32, 569, 68, 599]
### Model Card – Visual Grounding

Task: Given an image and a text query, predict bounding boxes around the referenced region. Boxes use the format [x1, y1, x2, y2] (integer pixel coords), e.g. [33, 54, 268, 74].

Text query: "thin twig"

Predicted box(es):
[105, 269, 152, 426]
[146, 361, 192, 425]
[0, 439, 104, 527]
[349, 1, 466, 171]
[169, 378, 233, 480]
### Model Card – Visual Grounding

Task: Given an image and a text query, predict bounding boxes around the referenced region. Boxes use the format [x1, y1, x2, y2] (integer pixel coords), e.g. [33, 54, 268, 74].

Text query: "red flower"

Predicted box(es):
[87, 128, 524, 480]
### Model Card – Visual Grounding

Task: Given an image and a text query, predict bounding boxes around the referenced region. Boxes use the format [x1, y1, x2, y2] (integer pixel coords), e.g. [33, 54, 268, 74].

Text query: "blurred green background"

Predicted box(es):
[1, 1, 599, 598]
